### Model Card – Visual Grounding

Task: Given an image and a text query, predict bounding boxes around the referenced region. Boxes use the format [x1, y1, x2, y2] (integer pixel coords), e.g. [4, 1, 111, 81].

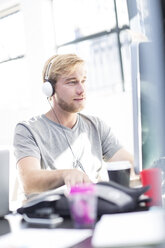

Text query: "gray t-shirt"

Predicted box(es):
[13, 113, 122, 182]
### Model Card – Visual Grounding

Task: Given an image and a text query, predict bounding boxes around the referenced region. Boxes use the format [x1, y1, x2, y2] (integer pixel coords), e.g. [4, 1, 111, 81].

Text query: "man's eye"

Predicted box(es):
[68, 81, 77, 84]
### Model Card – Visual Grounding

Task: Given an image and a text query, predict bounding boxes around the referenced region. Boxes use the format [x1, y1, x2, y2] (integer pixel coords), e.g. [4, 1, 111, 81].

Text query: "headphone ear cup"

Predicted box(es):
[42, 81, 54, 97]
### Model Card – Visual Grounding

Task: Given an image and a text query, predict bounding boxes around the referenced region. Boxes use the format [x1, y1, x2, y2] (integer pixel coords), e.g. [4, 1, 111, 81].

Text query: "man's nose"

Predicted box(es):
[76, 82, 85, 94]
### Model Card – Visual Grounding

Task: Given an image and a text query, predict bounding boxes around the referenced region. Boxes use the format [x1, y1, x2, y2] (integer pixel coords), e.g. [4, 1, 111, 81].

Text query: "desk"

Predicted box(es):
[0, 214, 93, 248]
[0, 212, 165, 248]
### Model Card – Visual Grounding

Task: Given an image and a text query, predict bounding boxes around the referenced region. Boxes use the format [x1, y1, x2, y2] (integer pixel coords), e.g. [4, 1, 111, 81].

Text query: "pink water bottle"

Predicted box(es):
[69, 184, 97, 228]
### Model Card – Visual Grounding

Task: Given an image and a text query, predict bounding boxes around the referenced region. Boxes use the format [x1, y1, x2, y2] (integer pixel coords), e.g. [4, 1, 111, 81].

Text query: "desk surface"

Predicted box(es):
[0, 212, 165, 248]
[0, 214, 93, 248]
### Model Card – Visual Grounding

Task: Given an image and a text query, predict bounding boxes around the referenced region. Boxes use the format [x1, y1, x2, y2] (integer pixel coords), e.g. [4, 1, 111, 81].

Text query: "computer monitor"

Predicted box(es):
[128, 0, 165, 172]
[0, 149, 10, 217]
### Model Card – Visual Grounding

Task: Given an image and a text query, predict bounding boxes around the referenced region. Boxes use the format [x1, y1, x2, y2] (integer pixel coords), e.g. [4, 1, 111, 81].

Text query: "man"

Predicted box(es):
[13, 53, 134, 199]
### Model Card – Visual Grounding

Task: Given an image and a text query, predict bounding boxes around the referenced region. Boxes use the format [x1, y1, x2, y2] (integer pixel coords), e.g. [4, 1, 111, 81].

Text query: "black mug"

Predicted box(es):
[106, 161, 131, 187]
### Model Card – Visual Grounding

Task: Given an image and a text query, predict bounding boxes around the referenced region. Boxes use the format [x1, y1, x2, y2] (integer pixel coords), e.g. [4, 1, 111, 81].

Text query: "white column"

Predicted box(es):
[21, 0, 56, 113]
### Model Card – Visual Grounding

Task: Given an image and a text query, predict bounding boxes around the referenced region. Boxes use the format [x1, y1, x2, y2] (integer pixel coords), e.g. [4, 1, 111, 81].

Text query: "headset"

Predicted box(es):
[42, 58, 56, 98]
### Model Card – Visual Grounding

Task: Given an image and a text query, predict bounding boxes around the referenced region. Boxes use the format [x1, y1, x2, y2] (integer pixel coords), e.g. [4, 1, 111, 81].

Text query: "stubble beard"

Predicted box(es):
[57, 97, 85, 113]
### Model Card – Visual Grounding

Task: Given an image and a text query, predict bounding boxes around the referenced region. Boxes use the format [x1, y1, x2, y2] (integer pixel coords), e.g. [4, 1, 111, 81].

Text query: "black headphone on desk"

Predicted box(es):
[42, 58, 56, 98]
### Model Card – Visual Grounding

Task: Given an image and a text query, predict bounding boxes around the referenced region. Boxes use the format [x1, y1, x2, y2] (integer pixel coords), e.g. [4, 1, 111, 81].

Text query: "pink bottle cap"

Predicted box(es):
[70, 183, 95, 195]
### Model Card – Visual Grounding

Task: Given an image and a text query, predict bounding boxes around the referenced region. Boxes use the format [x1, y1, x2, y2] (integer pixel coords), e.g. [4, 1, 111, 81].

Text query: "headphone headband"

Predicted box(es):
[44, 56, 57, 81]
[45, 62, 53, 81]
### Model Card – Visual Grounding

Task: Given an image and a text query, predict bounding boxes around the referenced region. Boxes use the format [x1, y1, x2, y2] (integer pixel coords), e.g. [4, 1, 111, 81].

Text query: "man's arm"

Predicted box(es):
[108, 148, 135, 177]
[17, 157, 91, 195]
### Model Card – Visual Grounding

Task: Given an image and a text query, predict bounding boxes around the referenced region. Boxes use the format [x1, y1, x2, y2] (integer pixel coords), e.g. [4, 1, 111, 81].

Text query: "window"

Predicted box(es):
[0, 7, 30, 148]
[52, 0, 131, 92]
[0, 9, 25, 63]
[0, 11, 25, 63]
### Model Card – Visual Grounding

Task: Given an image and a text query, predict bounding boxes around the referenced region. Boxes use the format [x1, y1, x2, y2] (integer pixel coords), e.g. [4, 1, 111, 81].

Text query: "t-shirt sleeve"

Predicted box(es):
[97, 118, 123, 161]
[13, 123, 41, 164]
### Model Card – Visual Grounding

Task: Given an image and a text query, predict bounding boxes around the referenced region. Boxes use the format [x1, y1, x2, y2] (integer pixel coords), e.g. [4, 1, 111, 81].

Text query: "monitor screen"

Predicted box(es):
[128, 0, 165, 172]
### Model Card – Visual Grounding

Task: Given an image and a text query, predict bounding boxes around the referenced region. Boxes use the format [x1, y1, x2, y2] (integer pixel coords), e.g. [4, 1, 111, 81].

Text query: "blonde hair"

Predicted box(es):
[42, 54, 85, 86]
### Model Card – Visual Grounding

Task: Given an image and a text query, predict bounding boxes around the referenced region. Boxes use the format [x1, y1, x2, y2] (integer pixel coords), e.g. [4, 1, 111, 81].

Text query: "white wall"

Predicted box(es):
[83, 89, 133, 153]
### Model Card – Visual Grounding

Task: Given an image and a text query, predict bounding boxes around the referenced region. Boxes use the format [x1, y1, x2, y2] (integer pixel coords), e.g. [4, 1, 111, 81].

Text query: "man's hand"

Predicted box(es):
[17, 157, 92, 194]
[62, 169, 92, 189]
